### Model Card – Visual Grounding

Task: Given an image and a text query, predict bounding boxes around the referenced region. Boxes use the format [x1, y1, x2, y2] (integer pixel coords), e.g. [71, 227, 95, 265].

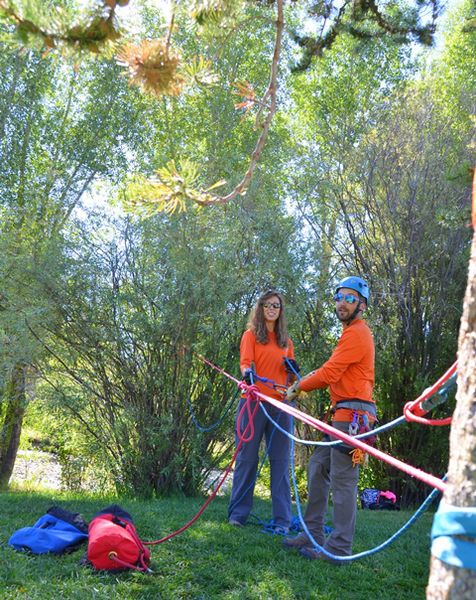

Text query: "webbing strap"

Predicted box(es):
[431, 503, 476, 571]
[335, 399, 377, 416]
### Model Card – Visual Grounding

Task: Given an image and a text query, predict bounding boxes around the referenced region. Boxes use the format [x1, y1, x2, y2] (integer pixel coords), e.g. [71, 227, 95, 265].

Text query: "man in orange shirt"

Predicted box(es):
[283, 276, 375, 562]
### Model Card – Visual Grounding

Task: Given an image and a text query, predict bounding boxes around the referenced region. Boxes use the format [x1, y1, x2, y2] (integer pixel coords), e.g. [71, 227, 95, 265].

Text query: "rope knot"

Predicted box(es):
[238, 380, 248, 393]
[238, 381, 260, 401]
[245, 384, 260, 402]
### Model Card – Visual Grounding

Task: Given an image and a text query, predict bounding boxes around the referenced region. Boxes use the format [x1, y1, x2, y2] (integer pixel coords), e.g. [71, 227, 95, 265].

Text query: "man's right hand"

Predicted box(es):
[286, 381, 301, 401]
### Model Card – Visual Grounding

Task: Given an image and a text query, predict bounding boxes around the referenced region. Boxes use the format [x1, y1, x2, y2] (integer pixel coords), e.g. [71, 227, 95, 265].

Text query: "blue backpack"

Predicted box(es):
[8, 506, 88, 554]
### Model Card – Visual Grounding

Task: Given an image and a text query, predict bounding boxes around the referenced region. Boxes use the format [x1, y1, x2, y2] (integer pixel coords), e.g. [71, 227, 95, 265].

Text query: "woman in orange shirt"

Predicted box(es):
[228, 289, 296, 533]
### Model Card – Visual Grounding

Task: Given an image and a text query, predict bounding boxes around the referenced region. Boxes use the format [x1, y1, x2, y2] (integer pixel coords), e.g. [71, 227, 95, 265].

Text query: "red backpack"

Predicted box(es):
[87, 505, 151, 572]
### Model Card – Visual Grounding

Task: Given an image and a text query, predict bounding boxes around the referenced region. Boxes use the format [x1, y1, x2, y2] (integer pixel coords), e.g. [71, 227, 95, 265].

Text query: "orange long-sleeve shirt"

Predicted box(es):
[240, 329, 294, 400]
[299, 319, 375, 413]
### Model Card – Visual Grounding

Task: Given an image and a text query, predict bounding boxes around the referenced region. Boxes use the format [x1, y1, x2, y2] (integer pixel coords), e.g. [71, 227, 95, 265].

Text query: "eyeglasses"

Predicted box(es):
[262, 302, 281, 309]
[334, 292, 360, 304]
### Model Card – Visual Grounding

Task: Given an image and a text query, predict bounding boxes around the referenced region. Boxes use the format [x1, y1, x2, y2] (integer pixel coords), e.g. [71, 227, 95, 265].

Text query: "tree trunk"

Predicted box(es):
[0, 364, 28, 489]
[426, 206, 476, 596]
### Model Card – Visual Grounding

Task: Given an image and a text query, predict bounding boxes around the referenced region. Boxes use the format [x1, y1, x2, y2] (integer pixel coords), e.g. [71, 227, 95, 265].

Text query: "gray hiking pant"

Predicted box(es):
[303, 421, 360, 555]
[228, 399, 292, 528]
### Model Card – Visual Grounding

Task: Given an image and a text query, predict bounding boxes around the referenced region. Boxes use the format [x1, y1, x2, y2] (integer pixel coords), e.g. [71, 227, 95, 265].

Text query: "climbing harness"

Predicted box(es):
[313, 398, 380, 467]
[342, 404, 377, 467]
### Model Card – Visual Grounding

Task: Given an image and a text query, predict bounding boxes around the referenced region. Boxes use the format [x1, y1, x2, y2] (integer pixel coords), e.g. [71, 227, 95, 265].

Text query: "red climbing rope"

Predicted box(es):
[193, 353, 449, 493]
[108, 523, 152, 572]
[403, 361, 457, 426]
[143, 384, 260, 546]
[109, 553, 150, 572]
[235, 383, 259, 442]
[256, 391, 447, 492]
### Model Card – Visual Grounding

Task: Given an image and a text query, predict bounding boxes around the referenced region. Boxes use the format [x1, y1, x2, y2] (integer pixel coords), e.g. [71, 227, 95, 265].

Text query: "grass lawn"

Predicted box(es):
[0, 488, 435, 599]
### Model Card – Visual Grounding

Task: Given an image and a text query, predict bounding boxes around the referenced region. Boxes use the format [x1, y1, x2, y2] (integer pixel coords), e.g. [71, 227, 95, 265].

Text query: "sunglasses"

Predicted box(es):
[262, 302, 281, 309]
[333, 292, 360, 304]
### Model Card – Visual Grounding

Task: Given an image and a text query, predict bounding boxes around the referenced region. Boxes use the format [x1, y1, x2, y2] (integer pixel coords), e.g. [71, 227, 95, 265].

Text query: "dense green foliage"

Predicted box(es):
[0, 44, 151, 488]
[0, 489, 437, 599]
[1, 0, 475, 502]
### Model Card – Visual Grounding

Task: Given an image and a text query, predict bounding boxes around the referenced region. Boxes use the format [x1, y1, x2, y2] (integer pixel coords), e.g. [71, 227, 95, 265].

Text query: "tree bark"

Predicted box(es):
[426, 196, 476, 596]
[0, 364, 28, 489]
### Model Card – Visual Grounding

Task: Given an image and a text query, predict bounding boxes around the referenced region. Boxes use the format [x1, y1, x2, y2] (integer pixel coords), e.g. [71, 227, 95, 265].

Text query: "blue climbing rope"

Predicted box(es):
[260, 402, 404, 445]
[289, 431, 444, 562]
[283, 363, 447, 562]
[187, 386, 240, 432]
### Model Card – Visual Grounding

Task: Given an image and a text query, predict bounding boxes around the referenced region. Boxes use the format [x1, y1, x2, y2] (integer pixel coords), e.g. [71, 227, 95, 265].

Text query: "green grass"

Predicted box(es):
[0, 489, 434, 599]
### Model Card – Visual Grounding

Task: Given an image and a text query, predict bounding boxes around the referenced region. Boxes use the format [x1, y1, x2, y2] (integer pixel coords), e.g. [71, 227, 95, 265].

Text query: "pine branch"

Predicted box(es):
[0, 0, 126, 53]
[292, 0, 439, 72]
[200, 0, 285, 205]
[292, 0, 352, 71]
[124, 0, 285, 212]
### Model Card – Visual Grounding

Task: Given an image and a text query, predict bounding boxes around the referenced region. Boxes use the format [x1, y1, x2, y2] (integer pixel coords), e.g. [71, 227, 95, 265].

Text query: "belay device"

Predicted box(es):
[87, 505, 151, 572]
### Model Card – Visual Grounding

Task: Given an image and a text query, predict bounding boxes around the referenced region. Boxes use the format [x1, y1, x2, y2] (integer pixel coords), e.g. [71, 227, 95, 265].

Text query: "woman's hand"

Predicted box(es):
[242, 368, 255, 385]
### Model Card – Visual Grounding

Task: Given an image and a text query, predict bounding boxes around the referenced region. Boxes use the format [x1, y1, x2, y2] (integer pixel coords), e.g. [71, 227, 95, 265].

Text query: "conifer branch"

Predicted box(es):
[200, 0, 284, 205]
[292, 0, 440, 72]
[125, 0, 285, 212]
[0, 0, 127, 52]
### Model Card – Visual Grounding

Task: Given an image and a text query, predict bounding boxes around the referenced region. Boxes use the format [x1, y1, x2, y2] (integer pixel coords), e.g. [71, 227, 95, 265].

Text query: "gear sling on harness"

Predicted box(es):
[332, 399, 377, 467]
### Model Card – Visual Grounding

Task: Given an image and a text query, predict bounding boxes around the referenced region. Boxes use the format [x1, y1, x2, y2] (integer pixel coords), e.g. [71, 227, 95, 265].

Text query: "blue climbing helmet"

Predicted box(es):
[335, 276, 370, 305]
